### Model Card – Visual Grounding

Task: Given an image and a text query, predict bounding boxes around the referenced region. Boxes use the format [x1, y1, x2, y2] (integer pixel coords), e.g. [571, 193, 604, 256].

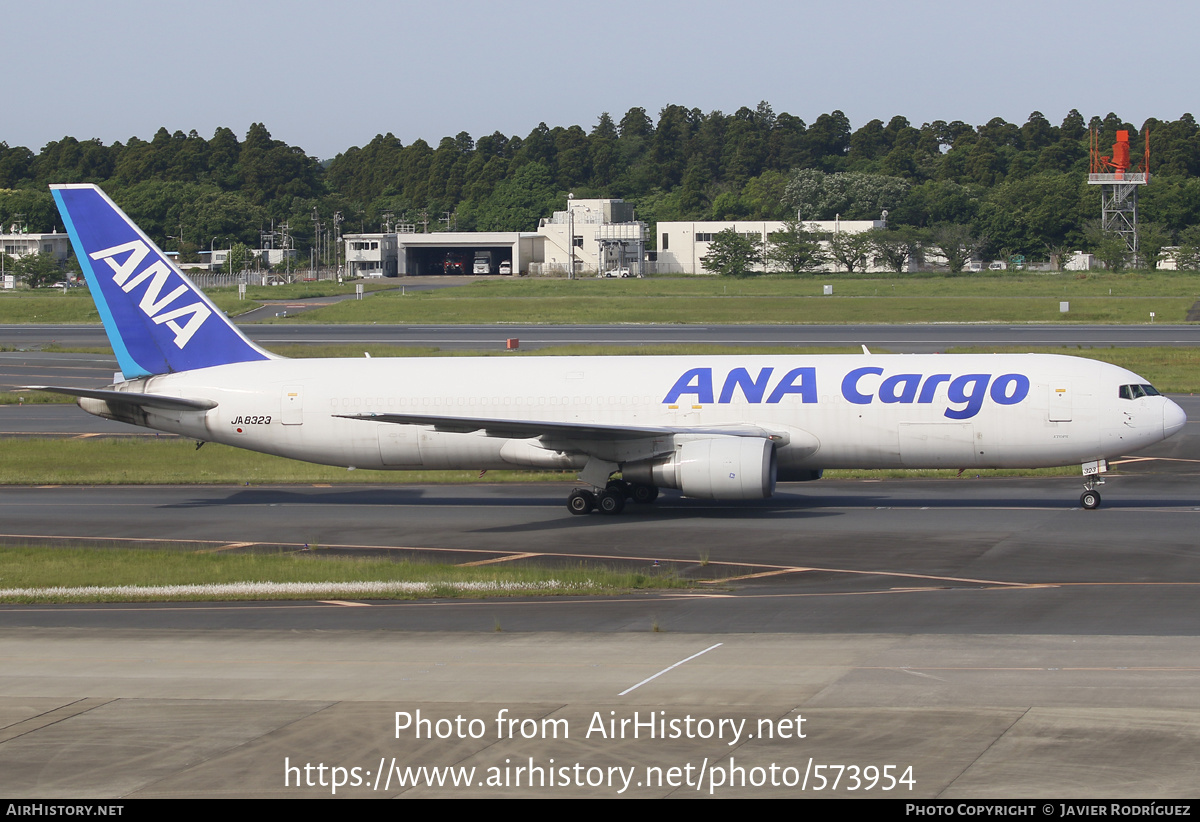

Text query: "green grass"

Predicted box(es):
[208, 294, 260, 317]
[0, 437, 577, 485]
[0, 392, 73, 404]
[0, 545, 686, 603]
[268, 343, 867, 359]
[205, 279, 397, 301]
[6, 272, 1199, 324]
[443, 270, 1200, 298]
[946, 345, 1200, 393]
[269, 274, 1199, 324]
[0, 289, 258, 321]
[0, 292, 101, 323]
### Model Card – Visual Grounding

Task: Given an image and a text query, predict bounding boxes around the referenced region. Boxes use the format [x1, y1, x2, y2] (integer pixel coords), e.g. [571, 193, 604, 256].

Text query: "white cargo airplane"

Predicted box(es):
[31, 184, 1186, 514]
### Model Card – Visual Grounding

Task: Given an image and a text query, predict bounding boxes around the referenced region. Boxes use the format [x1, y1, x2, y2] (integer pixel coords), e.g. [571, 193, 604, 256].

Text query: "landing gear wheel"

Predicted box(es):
[1080, 490, 1101, 510]
[567, 489, 596, 515]
[597, 489, 626, 515]
[631, 483, 659, 504]
[606, 479, 631, 498]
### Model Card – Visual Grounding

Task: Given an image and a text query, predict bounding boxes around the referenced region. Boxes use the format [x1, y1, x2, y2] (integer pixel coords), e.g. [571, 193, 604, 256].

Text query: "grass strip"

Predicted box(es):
[272, 292, 1195, 325]
[267, 343, 866, 359]
[0, 392, 74, 404]
[444, 272, 1200, 299]
[0, 545, 685, 603]
[944, 345, 1200, 393]
[0, 291, 258, 322]
[6, 271, 1200, 325]
[206, 280, 398, 300]
[0, 438, 576, 484]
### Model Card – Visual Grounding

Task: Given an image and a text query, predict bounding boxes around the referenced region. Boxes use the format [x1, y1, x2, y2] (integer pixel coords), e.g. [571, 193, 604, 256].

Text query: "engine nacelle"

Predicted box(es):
[625, 437, 777, 500]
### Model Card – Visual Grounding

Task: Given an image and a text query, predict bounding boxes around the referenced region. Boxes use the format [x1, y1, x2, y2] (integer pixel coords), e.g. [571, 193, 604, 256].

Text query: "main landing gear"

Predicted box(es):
[567, 479, 659, 515]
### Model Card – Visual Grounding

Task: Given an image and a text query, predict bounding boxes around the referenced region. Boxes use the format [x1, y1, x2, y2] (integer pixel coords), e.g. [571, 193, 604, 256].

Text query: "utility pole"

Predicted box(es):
[333, 211, 344, 279]
[312, 208, 324, 280]
[568, 193, 575, 279]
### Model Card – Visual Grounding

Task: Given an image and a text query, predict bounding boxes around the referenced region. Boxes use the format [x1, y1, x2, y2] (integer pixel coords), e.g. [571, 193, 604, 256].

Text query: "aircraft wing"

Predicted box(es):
[23, 385, 218, 412]
[336, 412, 786, 443]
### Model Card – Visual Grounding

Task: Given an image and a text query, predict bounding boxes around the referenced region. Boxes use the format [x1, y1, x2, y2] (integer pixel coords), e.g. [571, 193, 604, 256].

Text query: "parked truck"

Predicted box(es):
[473, 251, 492, 274]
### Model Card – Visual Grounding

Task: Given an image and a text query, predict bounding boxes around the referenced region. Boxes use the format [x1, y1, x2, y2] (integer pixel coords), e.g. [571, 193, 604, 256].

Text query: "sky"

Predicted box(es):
[7, 0, 1198, 160]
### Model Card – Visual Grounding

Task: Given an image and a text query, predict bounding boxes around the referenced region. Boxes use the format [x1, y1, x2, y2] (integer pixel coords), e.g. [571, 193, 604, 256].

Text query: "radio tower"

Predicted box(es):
[1088, 128, 1150, 265]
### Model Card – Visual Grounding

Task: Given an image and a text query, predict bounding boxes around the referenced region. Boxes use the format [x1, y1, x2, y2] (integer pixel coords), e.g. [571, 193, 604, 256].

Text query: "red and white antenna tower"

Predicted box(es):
[1088, 128, 1151, 263]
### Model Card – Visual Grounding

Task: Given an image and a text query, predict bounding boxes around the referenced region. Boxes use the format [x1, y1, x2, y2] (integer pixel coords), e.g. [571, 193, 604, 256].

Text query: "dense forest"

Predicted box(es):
[2, 106, 1199, 263]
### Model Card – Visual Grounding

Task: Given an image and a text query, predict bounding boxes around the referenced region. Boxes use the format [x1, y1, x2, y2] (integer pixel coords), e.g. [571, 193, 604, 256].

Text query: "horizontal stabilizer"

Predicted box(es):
[24, 385, 217, 412]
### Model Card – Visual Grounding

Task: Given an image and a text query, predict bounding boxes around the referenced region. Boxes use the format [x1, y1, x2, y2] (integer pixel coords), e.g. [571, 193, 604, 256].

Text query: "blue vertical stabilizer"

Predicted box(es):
[51, 184, 273, 378]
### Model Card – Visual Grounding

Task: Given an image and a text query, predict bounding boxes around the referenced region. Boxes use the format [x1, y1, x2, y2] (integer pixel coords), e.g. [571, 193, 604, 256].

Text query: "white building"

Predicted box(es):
[1155, 247, 1200, 271]
[536, 198, 647, 276]
[340, 197, 647, 277]
[345, 234, 398, 278]
[1, 230, 71, 264]
[1064, 251, 1094, 271]
[206, 247, 299, 271]
[655, 218, 886, 274]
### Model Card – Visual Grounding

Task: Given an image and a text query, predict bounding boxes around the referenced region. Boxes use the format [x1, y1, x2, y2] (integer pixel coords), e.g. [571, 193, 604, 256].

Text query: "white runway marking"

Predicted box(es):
[618, 642, 723, 696]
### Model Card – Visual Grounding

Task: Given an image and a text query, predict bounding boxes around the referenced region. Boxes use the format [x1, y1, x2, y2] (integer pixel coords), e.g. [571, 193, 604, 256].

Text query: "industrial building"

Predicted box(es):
[205, 247, 298, 271]
[341, 197, 647, 277]
[1, 228, 73, 288]
[1, 229, 72, 264]
[343, 230, 538, 277]
[654, 218, 886, 274]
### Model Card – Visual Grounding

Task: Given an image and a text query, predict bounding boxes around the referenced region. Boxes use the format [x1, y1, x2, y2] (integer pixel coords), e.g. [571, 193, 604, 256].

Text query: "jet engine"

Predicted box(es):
[624, 437, 777, 500]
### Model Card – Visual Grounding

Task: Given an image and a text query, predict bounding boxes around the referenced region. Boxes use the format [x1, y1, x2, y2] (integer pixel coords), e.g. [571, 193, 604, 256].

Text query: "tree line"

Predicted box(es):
[2, 106, 1199, 266]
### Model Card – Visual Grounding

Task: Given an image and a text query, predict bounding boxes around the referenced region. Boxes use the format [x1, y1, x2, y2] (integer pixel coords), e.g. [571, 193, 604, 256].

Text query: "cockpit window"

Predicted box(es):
[1119, 384, 1161, 400]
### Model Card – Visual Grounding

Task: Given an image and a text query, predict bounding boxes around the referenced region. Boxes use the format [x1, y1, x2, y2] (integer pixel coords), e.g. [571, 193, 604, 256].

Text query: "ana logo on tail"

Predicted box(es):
[52, 184, 273, 377]
[89, 240, 212, 349]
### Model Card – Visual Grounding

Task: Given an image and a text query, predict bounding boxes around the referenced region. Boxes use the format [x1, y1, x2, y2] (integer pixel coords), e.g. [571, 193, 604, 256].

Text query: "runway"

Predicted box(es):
[2, 330, 1200, 797]
[2, 472, 1200, 633]
[3, 462, 1200, 797]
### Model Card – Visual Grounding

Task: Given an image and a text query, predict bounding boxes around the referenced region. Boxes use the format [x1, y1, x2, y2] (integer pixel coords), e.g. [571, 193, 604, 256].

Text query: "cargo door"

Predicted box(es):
[281, 385, 304, 425]
[377, 426, 424, 466]
[1048, 381, 1072, 422]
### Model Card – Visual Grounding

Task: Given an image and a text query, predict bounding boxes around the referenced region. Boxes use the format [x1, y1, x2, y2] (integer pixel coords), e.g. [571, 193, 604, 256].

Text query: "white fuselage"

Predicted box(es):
[80, 353, 1184, 477]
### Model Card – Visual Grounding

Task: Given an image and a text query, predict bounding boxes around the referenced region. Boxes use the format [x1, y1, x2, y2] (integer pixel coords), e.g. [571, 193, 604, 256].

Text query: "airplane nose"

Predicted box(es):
[1164, 398, 1187, 438]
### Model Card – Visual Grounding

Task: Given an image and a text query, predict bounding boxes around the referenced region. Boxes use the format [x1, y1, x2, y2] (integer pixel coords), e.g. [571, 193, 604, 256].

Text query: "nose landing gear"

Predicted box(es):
[1079, 459, 1107, 510]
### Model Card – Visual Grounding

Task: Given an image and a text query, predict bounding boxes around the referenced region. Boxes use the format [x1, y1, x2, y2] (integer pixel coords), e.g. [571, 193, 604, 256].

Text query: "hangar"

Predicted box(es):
[344, 230, 536, 277]
[343, 197, 647, 277]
